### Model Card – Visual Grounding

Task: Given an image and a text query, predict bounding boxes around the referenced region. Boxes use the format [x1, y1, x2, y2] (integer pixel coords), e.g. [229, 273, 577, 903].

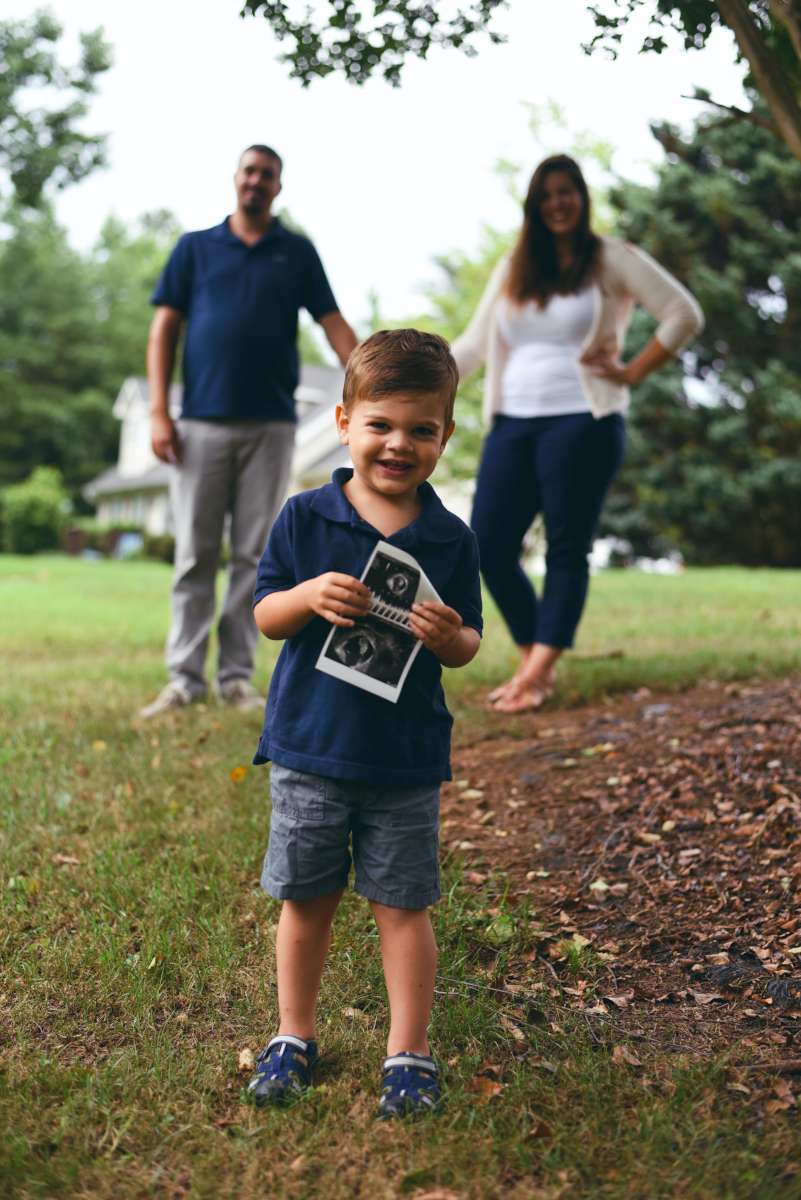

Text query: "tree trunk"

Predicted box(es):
[717, 0, 801, 163]
[767, 1, 801, 66]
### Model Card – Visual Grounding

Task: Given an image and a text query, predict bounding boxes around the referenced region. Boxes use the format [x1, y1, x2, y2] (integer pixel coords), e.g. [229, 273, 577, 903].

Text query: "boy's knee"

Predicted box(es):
[282, 889, 344, 922]
[370, 900, 429, 924]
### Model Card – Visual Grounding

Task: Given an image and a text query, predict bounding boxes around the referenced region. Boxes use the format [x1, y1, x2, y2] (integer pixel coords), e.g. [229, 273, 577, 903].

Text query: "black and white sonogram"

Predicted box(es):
[323, 614, 418, 686]
[315, 540, 441, 703]
[362, 552, 420, 625]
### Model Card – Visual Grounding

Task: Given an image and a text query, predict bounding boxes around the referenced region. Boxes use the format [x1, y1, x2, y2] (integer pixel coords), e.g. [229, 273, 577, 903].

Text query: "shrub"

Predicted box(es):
[62, 520, 143, 557]
[143, 532, 175, 564]
[1, 467, 70, 554]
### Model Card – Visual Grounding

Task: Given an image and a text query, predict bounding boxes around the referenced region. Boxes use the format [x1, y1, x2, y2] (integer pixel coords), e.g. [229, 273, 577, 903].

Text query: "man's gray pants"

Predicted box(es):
[167, 418, 295, 697]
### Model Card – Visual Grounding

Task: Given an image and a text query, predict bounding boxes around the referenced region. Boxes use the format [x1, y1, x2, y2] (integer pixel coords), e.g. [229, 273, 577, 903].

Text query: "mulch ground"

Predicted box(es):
[444, 676, 801, 1092]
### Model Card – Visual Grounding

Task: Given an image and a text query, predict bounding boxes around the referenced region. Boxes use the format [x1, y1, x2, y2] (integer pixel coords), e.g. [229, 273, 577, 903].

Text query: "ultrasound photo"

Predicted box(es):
[316, 541, 441, 702]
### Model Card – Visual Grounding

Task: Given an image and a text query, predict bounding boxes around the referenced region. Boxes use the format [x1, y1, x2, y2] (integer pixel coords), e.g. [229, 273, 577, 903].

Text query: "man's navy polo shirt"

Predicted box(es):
[151, 217, 338, 422]
[252, 469, 483, 788]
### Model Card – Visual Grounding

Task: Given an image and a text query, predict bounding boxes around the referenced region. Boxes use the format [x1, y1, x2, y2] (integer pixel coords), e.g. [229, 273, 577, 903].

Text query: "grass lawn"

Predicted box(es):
[2, 556, 800, 1199]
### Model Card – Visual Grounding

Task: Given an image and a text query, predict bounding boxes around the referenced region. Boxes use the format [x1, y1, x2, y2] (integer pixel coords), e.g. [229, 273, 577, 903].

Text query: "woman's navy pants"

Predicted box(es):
[470, 412, 625, 649]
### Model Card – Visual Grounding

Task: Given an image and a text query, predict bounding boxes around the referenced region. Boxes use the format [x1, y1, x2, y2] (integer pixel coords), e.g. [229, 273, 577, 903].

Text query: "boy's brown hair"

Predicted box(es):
[342, 329, 458, 427]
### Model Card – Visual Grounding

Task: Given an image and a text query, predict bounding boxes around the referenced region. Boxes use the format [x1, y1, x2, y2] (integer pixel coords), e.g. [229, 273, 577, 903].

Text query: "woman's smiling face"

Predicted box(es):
[537, 169, 585, 239]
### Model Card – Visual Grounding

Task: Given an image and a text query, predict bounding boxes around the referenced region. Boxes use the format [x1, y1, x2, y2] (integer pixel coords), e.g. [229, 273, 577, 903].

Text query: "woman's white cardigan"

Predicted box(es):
[451, 236, 704, 424]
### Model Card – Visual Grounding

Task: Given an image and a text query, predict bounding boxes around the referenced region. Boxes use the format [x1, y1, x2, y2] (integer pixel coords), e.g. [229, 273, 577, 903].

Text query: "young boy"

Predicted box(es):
[247, 329, 482, 1118]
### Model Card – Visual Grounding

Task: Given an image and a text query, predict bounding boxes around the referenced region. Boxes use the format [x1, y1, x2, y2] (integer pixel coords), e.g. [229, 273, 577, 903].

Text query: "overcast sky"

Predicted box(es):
[5, 0, 747, 323]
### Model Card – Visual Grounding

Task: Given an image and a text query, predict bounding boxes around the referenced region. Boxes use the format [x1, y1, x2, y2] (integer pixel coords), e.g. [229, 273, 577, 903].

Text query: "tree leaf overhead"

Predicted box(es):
[241, 0, 507, 85]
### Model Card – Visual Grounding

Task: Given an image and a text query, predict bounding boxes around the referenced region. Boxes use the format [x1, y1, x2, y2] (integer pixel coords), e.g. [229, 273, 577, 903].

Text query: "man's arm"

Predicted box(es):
[147, 306, 183, 462]
[318, 311, 358, 367]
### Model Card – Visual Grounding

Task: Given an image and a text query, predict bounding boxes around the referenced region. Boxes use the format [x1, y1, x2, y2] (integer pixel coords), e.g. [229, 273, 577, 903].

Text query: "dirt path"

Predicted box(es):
[444, 677, 801, 1072]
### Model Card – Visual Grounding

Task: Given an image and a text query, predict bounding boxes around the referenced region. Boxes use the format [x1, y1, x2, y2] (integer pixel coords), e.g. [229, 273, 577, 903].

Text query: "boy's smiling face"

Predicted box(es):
[336, 391, 455, 503]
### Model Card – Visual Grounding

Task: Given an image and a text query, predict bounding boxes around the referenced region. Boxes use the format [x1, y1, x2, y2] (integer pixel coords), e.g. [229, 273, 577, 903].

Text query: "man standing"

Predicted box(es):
[140, 144, 358, 718]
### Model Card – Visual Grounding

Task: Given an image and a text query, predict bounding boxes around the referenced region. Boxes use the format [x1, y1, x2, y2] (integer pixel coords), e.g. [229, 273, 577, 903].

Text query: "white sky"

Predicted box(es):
[4, 0, 747, 323]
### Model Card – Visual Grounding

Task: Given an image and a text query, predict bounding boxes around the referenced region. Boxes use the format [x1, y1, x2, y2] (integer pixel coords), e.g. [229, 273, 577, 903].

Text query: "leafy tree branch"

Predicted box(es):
[0, 10, 112, 206]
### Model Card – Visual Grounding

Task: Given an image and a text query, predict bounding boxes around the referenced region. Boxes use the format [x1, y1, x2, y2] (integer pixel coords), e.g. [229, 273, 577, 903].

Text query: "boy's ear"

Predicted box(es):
[439, 419, 456, 455]
[335, 403, 350, 443]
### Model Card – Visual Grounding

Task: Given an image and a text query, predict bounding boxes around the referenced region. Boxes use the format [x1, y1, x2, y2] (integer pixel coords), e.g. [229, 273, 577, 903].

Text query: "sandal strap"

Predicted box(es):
[383, 1053, 437, 1074]
[264, 1034, 311, 1055]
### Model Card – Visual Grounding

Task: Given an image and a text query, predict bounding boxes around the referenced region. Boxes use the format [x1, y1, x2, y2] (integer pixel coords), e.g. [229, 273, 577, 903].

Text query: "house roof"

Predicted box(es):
[85, 461, 172, 500]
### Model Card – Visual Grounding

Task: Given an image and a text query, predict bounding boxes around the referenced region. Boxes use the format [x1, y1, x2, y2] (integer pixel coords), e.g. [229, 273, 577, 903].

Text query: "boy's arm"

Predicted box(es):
[438, 625, 482, 669]
[255, 572, 370, 640]
[409, 602, 481, 669]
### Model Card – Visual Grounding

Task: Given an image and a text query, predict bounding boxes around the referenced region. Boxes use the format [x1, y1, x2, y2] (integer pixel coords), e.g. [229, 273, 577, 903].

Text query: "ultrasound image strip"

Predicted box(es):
[315, 539, 441, 703]
[369, 598, 413, 629]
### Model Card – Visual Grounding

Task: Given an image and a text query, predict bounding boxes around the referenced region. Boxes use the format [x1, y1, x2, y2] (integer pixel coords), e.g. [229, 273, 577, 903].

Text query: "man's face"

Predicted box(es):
[234, 150, 282, 217]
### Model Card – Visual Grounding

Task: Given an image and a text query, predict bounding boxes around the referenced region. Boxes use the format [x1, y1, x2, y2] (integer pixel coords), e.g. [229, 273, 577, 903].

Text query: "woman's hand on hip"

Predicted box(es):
[583, 353, 636, 386]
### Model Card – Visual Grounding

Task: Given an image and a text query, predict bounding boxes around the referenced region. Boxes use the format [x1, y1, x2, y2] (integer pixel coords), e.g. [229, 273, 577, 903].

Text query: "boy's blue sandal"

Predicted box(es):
[378, 1052, 441, 1119]
[246, 1034, 318, 1106]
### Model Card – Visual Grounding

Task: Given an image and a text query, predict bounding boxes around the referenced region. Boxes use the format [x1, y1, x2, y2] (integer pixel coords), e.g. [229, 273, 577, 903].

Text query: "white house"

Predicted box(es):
[85, 367, 351, 535]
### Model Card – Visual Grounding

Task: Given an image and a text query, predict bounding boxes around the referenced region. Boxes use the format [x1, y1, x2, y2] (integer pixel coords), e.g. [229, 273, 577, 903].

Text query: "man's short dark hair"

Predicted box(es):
[239, 144, 283, 172]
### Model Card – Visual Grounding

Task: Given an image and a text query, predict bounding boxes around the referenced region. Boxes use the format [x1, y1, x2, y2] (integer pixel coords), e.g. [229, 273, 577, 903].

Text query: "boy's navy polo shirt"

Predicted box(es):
[252, 469, 483, 788]
[151, 217, 338, 423]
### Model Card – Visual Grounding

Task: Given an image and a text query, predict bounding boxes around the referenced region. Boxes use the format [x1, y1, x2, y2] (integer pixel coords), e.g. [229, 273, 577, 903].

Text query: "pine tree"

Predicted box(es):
[603, 110, 801, 565]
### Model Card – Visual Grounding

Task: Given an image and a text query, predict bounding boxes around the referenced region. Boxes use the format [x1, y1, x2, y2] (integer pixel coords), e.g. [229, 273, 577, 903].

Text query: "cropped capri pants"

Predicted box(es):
[471, 411, 625, 649]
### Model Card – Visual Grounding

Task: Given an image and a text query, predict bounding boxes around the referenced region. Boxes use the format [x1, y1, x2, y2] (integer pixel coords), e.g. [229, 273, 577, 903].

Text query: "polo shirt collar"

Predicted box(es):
[211, 215, 287, 246]
[310, 468, 460, 544]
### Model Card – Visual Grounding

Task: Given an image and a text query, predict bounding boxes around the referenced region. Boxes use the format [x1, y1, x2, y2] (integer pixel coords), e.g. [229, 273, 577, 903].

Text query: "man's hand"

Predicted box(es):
[409, 601, 463, 656]
[151, 412, 181, 463]
[305, 572, 371, 627]
[319, 311, 358, 367]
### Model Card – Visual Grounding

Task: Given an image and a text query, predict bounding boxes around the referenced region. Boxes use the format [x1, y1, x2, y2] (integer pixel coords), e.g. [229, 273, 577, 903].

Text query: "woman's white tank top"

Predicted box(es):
[497, 286, 597, 417]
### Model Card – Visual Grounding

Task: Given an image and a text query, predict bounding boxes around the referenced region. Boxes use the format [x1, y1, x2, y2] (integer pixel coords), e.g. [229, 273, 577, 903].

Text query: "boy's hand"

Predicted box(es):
[305, 573, 370, 627]
[409, 601, 463, 656]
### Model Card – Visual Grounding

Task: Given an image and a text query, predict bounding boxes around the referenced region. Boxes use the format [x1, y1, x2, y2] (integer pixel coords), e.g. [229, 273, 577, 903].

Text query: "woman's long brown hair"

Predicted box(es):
[505, 155, 601, 307]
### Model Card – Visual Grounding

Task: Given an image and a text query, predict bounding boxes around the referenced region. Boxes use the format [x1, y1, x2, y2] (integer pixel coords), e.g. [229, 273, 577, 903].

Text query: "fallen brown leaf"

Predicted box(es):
[612, 1044, 642, 1068]
[467, 1075, 504, 1102]
[51, 853, 79, 867]
[237, 1047, 255, 1072]
[528, 1117, 553, 1139]
[413, 1191, 463, 1200]
[603, 991, 635, 1009]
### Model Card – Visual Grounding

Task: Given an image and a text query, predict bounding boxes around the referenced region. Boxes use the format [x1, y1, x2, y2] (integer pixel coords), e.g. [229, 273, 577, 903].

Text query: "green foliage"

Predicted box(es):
[0, 11, 112, 206]
[585, 2, 801, 164]
[0, 204, 180, 504]
[602, 111, 801, 565]
[585, 0, 796, 72]
[585, 1, 728, 58]
[241, 0, 506, 85]
[1, 466, 68, 554]
[142, 532, 175, 564]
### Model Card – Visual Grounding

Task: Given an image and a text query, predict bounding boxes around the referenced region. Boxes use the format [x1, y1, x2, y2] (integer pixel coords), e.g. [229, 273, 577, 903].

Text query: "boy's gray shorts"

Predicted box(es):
[262, 764, 441, 909]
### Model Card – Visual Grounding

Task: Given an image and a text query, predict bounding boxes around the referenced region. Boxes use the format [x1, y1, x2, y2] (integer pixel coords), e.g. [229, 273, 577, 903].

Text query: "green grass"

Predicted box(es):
[2, 556, 800, 1198]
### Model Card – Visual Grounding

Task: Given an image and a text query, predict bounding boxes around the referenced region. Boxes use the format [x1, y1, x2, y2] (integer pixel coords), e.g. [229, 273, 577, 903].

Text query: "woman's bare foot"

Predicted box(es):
[487, 676, 524, 705]
[486, 666, 557, 711]
[486, 649, 533, 704]
[490, 677, 554, 714]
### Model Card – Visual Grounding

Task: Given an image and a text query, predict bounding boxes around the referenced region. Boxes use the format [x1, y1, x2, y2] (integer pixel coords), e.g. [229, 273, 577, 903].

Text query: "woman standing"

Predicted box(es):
[451, 155, 703, 713]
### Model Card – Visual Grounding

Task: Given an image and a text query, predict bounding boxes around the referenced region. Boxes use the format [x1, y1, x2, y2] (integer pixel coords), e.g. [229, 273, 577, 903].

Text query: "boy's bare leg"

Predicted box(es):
[371, 902, 437, 1056]
[276, 890, 344, 1039]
